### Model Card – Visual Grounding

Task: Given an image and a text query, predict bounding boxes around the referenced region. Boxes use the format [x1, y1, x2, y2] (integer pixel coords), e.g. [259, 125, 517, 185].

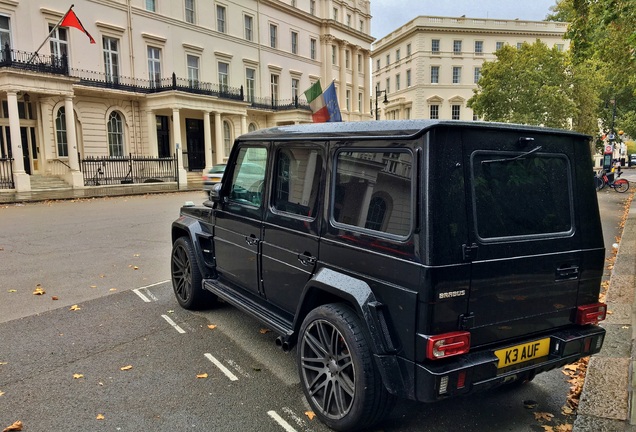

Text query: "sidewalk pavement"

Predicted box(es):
[575, 194, 636, 431]
[2, 182, 635, 430]
[0, 182, 199, 205]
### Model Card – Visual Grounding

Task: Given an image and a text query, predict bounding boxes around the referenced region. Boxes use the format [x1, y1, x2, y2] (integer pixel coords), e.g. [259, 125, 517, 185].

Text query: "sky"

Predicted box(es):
[370, 0, 559, 40]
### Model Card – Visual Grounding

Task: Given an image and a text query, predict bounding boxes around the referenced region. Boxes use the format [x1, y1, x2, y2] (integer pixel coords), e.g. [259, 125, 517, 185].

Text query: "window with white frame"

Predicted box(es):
[357, 54, 362, 71]
[218, 62, 229, 92]
[310, 0, 315, 15]
[103, 37, 119, 83]
[55, 107, 68, 157]
[291, 31, 298, 54]
[185, 0, 195, 24]
[376, 59, 380, 71]
[431, 39, 440, 53]
[333, 7, 338, 20]
[292, 78, 299, 101]
[430, 105, 439, 120]
[147, 46, 162, 87]
[270, 74, 279, 104]
[246, 68, 255, 102]
[453, 40, 462, 54]
[452, 66, 462, 84]
[217, 5, 226, 33]
[406, 43, 411, 56]
[332, 45, 337, 65]
[496, 41, 505, 51]
[474, 40, 483, 55]
[347, 14, 351, 27]
[396, 74, 400, 91]
[358, 92, 362, 112]
[359, 19, 364, 32]
[385, 77, 390, 93]
[474, 67, 481, 84]
[310, 38, 316, 60]
[270, 24, 277, 48]
[346, 89, 351, 111]
[0, 16, 10, 49]
[244, 15, 253, 41]
[107, 111, 124, 157]
[396, 48, 400, 62]
[406, 69, 411, 87]
[431, 66, 439, 84]
[49, 25, 68, 59]
[345, 50, 350, 68]
[452, 104, 461, 120]
[223, 121, 231, 156]
[405, 107, 411, 119]
[517, 42, 524, 49]
[146, 0, 156, 12]
[291, 0, 296, 6]
[385, 54, 390, 66]
[187, 54, 199, 87]
[556, 43, 564, 52]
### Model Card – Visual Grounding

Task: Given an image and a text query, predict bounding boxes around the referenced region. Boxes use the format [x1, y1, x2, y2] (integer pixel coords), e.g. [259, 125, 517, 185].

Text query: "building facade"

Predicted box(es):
[0, 0, 373, 192]
[371, 16, 568, 122]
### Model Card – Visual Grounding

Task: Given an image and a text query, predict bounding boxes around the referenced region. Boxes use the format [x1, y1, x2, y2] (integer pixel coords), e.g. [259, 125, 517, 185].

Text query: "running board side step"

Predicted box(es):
[203, 279, 294, 340]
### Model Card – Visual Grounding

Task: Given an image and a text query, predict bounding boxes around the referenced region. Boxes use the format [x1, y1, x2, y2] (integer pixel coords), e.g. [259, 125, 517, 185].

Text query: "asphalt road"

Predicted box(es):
[0, 185, 631, 432]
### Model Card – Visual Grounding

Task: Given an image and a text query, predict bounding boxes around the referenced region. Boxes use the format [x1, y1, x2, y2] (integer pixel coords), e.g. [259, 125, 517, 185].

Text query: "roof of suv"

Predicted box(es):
[239, 120, 589, 141]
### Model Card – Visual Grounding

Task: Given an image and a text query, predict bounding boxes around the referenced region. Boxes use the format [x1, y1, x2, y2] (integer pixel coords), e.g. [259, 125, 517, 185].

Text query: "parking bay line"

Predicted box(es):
[132, 280, 169, 302]
[267, 411, 298, 432]
[161, 314, 186, 334]
[204, 353, 239, 381]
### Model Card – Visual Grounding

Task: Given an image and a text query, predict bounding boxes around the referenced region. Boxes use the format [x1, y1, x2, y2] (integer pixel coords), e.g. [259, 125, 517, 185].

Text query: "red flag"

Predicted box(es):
[60, 8, 95, 44]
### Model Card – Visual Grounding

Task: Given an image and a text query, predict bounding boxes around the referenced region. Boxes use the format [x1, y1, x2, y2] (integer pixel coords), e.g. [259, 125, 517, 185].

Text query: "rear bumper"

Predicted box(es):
[395, 325, 604, 402]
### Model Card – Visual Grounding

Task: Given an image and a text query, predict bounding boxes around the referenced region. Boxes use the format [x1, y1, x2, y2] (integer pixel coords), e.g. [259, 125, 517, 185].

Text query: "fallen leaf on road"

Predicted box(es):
[99, 274, 105, 278]
[259, 328, 271, 334]
[133, 254, 140, 257]
[556, 424, 573, 432]
[2, 420, 23, 431]
[534, 412, 554, 422]
[52, 296, 59, 301]
[90, 285, 97, 288]
[120, 365, 133, 371]
[207, 324, 217, 330]
[69, 305, 81, 311]
[33, 285, 45, 295]
[541, 426, 554, 432]
[73, 374, 84, 379]
[7, 290, 16, 293]
[0, 391, 4, 397]
[305, 411, 316, 420]
[109, 288, 117, 292]
[562, 405, 574, 415]
[96, 414, 105, 420]
[196, 373, 208, 379]
[133, 266, 139, 270]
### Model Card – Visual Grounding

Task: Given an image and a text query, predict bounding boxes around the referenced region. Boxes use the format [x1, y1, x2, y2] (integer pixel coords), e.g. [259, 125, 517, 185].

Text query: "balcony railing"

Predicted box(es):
[0, 46, 311, 113]
[0, 157, 14, 189]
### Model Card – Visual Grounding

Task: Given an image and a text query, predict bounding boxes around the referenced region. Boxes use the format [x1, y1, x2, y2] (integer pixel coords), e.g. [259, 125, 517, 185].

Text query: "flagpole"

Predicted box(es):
[28, 4, 74, 63]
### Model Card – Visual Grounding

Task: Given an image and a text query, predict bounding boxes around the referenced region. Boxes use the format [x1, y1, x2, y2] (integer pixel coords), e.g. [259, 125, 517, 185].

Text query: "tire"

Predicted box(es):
[171, 236, 216, 309]
[297, 304, 395, 432]
[614, 179, 629, 193]
[594, 175, 604, 191]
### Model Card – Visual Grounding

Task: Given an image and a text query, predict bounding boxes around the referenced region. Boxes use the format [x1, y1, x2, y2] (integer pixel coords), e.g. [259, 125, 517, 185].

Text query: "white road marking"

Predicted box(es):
[204, 353, 239, 381]
[267, 411, 298, 432]
[132, 288, 151, 303]
[138, 280, 170, 289]
[161, 314, 186, 334]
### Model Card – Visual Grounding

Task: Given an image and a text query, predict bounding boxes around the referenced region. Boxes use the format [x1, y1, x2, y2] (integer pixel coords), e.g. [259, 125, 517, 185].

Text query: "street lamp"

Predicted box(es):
[375, 89, 388, 120]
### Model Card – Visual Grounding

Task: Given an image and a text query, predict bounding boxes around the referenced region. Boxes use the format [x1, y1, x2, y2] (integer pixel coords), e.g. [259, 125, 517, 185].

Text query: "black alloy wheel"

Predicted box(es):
[171, 236, 214, 309]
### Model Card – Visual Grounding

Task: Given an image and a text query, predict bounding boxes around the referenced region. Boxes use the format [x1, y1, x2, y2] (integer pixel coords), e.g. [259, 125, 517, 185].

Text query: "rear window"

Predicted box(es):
[471, 151, 573, 240]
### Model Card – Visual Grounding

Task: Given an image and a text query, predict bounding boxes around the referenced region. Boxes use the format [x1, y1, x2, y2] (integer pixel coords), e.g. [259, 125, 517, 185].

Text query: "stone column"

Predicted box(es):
[147, 110, 158, 158]
[352, 46, 360, 113]
[7, 91, 30, 191]
[241, 114, 247, 136]
[362, 50, 370, 117]
[321, 35, 334, 84]
[203, 111, 212, 170]
[214, 112, 224, 164]
[63, 96, 83, 188]
[339, 41, 347, 110]
[172, 108, 187, 188]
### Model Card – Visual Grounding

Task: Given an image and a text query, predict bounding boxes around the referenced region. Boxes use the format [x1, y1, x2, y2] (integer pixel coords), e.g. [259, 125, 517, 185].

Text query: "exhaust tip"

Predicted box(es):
[275, 336, 291, 352]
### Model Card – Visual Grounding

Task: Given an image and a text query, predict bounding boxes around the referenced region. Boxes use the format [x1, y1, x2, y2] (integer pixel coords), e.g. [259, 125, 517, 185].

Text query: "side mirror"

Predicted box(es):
[209, 182, 223, 203]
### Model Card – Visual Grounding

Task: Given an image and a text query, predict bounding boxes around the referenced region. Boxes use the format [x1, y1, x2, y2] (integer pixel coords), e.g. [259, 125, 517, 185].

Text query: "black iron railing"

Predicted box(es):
[0, 46, 312, 112]
[81, 153, 178, 186]
[0, 157, 14, 189]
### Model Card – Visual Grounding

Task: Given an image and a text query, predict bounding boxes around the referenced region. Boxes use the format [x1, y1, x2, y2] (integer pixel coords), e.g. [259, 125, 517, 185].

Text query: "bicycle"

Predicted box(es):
[594, 169, 629, 193]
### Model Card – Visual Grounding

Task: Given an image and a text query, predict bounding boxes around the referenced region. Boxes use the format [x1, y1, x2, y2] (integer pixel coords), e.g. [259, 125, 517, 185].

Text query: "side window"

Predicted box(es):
[471, 151, 572, 240]
[333, 150, 413, 237]
[228, 147, 267, 206]
[272, 147, 322, 218]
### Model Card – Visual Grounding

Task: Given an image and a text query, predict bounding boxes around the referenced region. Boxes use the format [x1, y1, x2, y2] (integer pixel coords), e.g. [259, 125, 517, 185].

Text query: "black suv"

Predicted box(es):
[171, 120, 606, 431]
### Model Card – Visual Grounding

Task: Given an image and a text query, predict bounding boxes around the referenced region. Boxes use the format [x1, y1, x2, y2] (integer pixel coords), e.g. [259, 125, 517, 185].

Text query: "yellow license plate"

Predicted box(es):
[495, 338, 550, 369]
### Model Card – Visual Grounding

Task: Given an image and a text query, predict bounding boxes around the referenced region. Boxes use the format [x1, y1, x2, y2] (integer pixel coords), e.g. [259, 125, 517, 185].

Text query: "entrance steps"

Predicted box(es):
[29, 174, 71, 191]
[186, 170, 204, 188]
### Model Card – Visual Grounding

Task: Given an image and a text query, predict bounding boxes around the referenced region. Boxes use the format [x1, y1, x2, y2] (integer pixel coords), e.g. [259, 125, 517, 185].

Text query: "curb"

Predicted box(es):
[575, 194, 636, 431]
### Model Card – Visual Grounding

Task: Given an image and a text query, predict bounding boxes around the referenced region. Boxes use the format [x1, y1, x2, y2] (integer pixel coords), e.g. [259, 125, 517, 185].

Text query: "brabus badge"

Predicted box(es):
[438, 290, 466, 300]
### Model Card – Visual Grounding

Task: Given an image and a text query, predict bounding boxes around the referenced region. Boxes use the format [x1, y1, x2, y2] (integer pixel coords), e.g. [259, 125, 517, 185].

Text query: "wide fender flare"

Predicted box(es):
[295, 267, 394, 356]
[171, 216, 210, 278]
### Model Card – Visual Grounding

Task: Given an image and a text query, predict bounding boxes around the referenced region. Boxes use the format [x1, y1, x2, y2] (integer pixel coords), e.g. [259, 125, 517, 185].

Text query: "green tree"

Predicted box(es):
[468, 41, 577, 129]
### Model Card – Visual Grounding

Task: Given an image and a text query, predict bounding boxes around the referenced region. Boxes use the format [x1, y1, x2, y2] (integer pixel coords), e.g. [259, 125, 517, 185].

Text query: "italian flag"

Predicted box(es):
[304, 81, 330, 123]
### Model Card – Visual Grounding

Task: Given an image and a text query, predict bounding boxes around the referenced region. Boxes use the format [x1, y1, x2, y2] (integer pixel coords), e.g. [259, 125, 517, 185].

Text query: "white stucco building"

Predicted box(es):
[371, 16, 569, 121]
[0, 0, 373, 192]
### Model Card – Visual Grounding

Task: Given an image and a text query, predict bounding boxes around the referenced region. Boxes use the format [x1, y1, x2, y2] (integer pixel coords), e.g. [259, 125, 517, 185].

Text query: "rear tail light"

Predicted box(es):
[426, 331, 470, 360]
[575, 303, 607, 325]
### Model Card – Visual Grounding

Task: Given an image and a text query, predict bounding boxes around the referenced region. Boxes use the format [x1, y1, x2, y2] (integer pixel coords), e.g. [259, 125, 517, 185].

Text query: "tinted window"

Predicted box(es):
[471, 151, 572, 240]
[272, 147, 322, 218]
[228, 147, 267, 206]
[333, 150, 413, 237]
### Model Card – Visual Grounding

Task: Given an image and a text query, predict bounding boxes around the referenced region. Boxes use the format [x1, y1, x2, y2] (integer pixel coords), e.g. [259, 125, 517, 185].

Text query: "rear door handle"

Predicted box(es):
[556, 265, 579, 280]
[245, 235, 258, 246]
[297, 254, 317, 266]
